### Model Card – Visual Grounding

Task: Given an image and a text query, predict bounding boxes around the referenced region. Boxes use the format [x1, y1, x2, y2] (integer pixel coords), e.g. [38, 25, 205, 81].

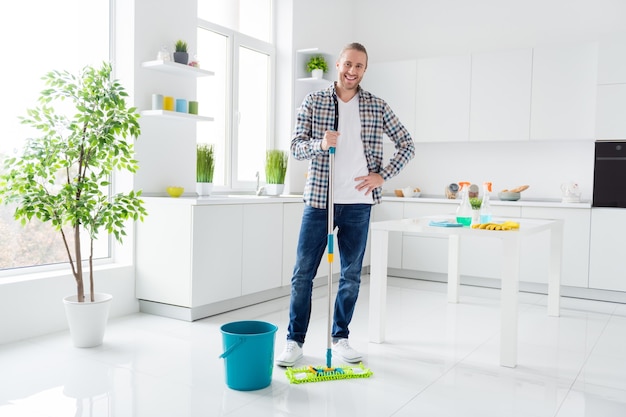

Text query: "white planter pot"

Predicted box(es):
[63, 293, 112, 348]
[196, 182, 214, 196]
[264, 184, 284, 196]
[311, 69, 323, 79]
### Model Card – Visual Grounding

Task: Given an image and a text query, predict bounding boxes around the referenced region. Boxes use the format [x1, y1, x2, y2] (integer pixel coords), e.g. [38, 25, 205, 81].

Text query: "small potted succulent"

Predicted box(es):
[306, 55, 328, 79]
[264, 150, 288, 196]
[173, 39, 189, 65]
[196, 143, 215, 196]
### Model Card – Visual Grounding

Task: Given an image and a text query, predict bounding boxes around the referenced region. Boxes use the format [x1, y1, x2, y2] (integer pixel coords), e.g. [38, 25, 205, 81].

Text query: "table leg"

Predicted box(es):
[500, 237, 520, 368]
[369, 229, 388, 343]
[447, 234, 461, 303]
[548, 220, 563, 317]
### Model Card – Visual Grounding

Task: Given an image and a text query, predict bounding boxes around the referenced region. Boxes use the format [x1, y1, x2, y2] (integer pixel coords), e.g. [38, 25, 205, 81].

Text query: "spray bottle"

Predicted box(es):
[456, 181, 472, 226]
[480, 182, 493, 223]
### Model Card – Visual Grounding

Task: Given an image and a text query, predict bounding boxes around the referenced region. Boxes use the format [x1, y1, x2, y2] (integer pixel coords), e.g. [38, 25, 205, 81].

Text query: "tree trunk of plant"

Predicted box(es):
[89, 238, 95, 302]
[74, 224, 85, 303]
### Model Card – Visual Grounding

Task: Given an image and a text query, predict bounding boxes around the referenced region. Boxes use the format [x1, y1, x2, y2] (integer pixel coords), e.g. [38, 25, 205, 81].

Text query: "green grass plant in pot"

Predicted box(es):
[265, 150, 288, 196]
[306, 55, 328, 79]
[174, 39, 189, 65]
[0, 62, 147, 347]
[196, 143, 215, 196]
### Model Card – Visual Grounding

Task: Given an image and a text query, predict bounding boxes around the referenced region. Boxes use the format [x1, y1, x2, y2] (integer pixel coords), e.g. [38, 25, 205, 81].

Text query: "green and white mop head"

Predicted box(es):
[285, 362, 373, 384]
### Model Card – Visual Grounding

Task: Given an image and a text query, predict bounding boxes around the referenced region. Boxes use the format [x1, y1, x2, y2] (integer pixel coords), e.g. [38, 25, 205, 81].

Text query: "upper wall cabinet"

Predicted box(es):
[415, 55, 471, 142]
[364, 60, 417, 138]
[469, 48, 533, 142]
[597, 39, 626, 84]
[530, 42, 598, 141]
[595, 40, 626, 140]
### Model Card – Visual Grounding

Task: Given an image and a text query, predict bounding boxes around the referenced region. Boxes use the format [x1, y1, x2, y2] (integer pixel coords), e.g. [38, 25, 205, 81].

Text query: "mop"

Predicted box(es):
[285, 130, 373, 384]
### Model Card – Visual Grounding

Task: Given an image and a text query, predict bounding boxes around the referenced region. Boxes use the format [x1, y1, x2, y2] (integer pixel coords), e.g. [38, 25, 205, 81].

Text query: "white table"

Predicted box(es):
[368, 217, 564, 367]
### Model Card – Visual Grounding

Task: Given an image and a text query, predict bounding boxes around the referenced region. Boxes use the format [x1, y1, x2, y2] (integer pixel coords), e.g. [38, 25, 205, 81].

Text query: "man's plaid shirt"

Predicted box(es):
[291, 83, 415, 209]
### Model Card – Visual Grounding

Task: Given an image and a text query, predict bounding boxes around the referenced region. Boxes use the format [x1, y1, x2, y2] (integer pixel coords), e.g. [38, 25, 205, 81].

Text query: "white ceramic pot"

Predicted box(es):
[196, 182, 214, 197]
[264, 184, 284, 196]
[311, 69, 323, 79]
[63, 293, 112, 348]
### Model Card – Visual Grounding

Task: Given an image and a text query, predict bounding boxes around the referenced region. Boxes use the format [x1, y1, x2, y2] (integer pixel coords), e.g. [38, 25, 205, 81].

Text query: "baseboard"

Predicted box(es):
[386, 268, 626, 304]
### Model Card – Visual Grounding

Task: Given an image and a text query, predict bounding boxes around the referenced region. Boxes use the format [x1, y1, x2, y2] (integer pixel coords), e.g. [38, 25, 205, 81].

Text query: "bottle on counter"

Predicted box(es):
[456, 181, 472, 226]
[480, 181, 493, 223]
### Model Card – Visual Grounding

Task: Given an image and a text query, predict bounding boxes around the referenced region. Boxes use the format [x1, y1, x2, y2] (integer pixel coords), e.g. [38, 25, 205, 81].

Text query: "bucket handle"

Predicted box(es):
[219, 337, 246, 359]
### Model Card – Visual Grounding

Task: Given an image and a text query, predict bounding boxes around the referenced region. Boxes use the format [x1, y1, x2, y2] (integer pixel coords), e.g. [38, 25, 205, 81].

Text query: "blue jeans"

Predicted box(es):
[287, 204, 372, 344]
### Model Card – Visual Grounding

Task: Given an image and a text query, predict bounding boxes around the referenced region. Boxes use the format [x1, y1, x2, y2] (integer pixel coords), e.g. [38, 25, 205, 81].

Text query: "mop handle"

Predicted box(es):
[326, 146, 335, 369]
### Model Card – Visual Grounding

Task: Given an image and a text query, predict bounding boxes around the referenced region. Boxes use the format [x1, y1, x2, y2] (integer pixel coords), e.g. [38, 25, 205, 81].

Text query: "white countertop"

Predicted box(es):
[141, 193, 591, 209]
[383, 195, 592, 209]
[142, 194, 304, 205]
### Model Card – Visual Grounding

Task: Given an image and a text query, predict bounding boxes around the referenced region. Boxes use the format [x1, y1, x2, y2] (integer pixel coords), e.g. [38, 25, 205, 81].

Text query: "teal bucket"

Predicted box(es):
[219, 320, 278, 391]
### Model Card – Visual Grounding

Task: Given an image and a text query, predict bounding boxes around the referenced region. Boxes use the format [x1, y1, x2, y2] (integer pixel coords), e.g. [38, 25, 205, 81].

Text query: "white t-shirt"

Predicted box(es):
[333, 93, 373, 204]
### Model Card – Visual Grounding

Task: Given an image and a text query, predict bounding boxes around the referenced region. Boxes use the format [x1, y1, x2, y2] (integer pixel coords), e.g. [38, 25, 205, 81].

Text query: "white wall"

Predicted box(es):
[0, 266, 138, 345]
[132, 0, 200, 195]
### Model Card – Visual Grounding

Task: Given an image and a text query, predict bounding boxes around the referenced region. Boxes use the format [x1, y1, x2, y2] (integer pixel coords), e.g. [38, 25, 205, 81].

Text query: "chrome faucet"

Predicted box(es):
[255, 171, 264, 196]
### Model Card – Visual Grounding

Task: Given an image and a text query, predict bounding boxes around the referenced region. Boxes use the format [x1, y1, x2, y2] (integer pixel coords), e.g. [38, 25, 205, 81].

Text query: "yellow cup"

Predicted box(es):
[163, 96, 174, 111]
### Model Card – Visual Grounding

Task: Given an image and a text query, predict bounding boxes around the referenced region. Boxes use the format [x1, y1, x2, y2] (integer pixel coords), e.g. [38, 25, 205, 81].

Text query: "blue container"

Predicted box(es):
[219, 320, 278, 391]
[175, 98, 187, 113]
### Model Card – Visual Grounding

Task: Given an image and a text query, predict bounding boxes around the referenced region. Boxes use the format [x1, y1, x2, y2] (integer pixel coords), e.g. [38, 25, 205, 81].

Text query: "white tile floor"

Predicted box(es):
[1, 277, 625, 417]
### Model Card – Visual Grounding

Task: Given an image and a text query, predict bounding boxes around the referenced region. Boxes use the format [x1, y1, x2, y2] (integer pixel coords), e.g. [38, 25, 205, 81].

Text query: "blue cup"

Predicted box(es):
[175, 99, 187, 113]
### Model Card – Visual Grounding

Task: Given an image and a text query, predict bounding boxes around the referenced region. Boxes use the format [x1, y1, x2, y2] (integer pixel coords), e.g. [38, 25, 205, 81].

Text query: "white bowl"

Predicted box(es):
[498, 191, 521, 201]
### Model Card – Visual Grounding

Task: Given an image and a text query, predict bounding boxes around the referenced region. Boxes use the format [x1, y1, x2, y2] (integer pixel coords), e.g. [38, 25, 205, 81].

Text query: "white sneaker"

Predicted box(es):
[275, 340, 303, 367]
[332, 339, 362, 363]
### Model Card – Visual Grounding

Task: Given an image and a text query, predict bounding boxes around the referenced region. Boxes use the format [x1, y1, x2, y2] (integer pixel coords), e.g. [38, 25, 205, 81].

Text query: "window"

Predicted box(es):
[0, 0, 111, 272]
[197, 0, 274, 190]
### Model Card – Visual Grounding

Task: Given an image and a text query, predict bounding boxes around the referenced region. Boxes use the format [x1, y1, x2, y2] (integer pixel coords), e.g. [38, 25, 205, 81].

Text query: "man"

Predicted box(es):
[276, 42, 415, 367]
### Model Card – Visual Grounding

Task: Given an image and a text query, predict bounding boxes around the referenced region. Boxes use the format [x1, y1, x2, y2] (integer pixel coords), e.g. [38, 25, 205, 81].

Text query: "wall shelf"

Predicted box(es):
[140, 110, 214, 121]
[141, 60, 215, 77]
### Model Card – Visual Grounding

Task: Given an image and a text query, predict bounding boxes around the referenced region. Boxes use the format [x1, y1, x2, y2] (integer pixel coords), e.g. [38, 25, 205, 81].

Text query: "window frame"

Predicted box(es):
[0, 0, 115, 277]
[197, 18, 276, 191]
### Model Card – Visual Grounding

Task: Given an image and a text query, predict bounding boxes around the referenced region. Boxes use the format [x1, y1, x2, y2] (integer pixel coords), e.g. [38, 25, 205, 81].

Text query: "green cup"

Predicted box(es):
[188, 100, 199, 115]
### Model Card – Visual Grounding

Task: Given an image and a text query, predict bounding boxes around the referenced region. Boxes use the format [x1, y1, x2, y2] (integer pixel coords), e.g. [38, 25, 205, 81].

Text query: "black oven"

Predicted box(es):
[593, 141, 626, 208]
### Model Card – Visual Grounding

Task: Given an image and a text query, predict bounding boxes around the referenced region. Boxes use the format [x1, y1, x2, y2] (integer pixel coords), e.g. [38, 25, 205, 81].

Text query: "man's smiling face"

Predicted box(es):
[336, 48, 367, 92]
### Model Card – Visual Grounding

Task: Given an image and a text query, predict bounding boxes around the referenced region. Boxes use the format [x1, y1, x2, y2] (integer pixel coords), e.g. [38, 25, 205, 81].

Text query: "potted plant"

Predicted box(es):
[264, 150, 288, 196]
[173, 39, 189, 65]
[0, 62, 147, 347]
[306, 55, 328, 79]
[196, 143, 215, 196]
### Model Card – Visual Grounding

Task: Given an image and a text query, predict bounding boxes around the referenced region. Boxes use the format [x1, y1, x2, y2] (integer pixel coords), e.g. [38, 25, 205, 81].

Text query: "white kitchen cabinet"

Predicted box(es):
[519, 206, 591, 288]
[192, 205, 243, 305]
[469, 48, 533, 141]
[415, 55, 471, 142]
[137, 199, 291, 319]
[242, 204, 283, 295]
[364, 60, 417, 137]
[136, 201, 243, 308]
[589, 208, 626, 292]
[282, 203, 302, 287]
[530, 42, 598, 141]
[372, 201, 404, 269]
[595, 84, 626, 139]
[595, 39, 626, 140]
[597, 39, 626, 85]
[401, 202, 456, 273]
